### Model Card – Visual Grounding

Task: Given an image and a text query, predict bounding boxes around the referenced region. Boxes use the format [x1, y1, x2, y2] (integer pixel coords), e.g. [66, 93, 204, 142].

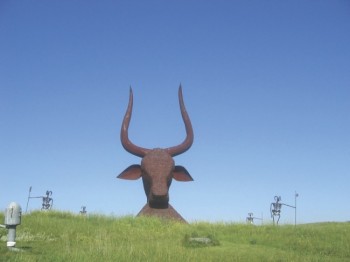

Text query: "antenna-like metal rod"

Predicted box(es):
[25, 186, 32, 213]
[295, 191, 299, 227]
[282, 203, 295, 208]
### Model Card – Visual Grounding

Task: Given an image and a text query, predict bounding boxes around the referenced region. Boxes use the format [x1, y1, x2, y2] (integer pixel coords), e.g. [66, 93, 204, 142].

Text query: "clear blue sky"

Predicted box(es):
[1, 1, 349, 224]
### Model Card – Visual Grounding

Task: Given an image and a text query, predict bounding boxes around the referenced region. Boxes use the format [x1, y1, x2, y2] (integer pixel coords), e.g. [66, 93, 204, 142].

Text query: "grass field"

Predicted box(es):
[1, 211, 349, 261]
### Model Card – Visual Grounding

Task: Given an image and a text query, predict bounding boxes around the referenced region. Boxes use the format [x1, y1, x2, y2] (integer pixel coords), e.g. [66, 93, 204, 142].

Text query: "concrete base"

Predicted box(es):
[137, 203, 187, 223]
[7, 241, 16, 247]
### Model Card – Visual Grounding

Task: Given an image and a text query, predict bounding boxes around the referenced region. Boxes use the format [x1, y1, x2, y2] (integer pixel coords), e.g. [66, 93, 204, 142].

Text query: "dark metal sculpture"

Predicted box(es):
[25, 187, 53, 212]
[270, 193, 298, 226]
[246, 212, 263, 225]
[270, 196, 282, 225]
[41, 190, 53, 210]
[80, 206, 87, 215]
[117, 85, 194, 222]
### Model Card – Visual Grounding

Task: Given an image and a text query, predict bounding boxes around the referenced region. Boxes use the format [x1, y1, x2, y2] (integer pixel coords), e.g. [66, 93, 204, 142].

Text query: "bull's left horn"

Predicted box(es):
[120, 87, 149, 158]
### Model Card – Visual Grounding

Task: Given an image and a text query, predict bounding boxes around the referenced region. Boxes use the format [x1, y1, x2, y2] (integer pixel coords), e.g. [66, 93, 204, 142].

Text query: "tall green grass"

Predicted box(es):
[1, 211, 349, 261]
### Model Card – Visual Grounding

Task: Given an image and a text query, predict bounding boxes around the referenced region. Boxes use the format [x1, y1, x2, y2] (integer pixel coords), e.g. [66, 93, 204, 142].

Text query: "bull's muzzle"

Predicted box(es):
[149, 193, 169, 208]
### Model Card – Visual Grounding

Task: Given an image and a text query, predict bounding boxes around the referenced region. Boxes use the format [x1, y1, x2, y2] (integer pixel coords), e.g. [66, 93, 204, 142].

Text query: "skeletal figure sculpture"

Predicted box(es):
[117, 85, 194, 222]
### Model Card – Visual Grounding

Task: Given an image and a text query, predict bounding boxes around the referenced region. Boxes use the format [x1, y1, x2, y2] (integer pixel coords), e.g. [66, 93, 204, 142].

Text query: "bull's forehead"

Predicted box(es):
[141, 149, 174, 175]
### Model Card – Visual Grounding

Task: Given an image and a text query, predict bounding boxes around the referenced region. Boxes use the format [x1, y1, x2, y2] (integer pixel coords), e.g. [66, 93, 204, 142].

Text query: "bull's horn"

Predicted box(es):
[166, 85, 194, 156]
[120, 87, 149, 157]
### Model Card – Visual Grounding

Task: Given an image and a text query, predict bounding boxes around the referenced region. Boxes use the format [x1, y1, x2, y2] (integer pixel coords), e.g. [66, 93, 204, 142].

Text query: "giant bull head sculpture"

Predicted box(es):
[117, 85, 194, 222]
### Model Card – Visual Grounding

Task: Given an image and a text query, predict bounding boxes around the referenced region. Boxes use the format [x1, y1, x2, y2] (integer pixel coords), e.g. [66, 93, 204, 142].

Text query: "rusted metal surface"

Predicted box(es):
[137, 203, 187, 222]
[117, 85, 194, 222]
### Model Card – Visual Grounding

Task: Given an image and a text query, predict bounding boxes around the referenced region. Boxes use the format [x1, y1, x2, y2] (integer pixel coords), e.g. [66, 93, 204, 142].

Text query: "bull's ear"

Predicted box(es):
[173, 165, 194, 181]
[117, 164, 142, 180]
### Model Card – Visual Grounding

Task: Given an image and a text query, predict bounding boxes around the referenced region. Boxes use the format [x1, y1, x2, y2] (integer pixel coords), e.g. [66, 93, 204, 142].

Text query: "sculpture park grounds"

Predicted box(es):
[1, 211, 350, 261]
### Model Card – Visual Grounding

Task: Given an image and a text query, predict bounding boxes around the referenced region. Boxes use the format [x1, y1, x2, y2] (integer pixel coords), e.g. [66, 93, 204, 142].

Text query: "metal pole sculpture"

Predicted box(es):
[117, 85, 194, 222]
[25, 186, 32, 213]
[294, 191, 299, 226]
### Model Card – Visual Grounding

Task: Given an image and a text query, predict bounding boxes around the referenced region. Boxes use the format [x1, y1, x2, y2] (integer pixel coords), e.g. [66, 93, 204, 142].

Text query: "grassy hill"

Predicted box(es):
[1, 211, 349, 261]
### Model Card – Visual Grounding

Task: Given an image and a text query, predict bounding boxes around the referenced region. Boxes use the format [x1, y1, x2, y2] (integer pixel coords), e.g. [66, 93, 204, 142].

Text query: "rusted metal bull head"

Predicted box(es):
[117, 85, 194, 221]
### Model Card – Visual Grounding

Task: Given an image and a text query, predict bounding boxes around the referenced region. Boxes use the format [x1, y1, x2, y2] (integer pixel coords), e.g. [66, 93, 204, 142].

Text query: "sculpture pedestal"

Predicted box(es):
[137, 203, 187, 223]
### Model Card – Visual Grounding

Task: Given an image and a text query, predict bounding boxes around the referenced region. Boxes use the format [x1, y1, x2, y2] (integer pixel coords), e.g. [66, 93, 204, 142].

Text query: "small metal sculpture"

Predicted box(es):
[246, 212, 263, 225]
[270, 196, 282, 225]
[25, 187, 53, 212]
[270, 194, 298, 225]
[246, 213, 254, 224]
[41, 190, 53, 210]
[80, 206, 87, 215]
[117, 85, 194, 222]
